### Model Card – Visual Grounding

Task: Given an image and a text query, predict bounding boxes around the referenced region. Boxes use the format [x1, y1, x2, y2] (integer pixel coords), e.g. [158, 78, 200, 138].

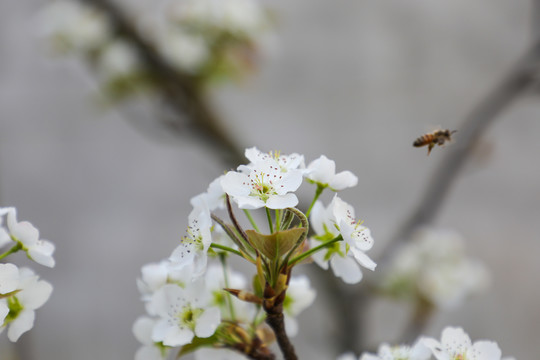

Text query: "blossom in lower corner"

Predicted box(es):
[283, 275, 316, 336]
[420, 326, 511, 360]
[150, 281, 221, 347]
[0, 267, 53, 342]
[1, 207, 55, 268]
[305, 155, 358, 191]
[359, 341, 431, 360]
[309, 196, 376, 284]
[133, 316, 170, 360]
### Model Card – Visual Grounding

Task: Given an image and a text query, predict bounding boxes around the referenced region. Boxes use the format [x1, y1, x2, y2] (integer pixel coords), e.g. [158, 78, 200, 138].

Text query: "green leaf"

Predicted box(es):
[245, 228, 306, 261]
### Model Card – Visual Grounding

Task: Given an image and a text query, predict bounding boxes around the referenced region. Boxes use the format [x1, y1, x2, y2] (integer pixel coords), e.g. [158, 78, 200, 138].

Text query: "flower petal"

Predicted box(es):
[7, 310, 35, 342]
[194, 307, 221, 338]
[0, 263, 19, 294]
[266, 193, 298, 209]
[329, 171, 358, 191]
[330, 256, 363, 284]
[470, 341, 502, 360]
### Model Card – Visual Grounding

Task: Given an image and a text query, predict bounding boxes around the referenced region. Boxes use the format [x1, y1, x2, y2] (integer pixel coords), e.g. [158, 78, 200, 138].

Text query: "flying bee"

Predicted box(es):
[413, 129, 457, 155]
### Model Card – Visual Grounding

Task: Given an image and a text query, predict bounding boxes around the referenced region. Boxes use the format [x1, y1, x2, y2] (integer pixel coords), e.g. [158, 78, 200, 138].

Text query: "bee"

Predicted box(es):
[413, 129, 457, 155]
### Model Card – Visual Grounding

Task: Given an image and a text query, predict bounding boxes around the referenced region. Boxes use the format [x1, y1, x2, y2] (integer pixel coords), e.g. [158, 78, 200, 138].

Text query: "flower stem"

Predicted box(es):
[288, 235, 342, 266]
[264, 294, 297, 360]
[275, 209, 281, 231]
[0, 243, 22, 261]
[243, 209, 260, 232]
[210, 243, 244, 258]
[265, 208, 274, 234]
[219, 253, 236, 321]
[305, 185, 324, 218]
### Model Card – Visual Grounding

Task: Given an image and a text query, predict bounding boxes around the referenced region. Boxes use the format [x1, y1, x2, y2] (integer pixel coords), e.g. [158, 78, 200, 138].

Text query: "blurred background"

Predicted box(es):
[1, 0, 539, 359]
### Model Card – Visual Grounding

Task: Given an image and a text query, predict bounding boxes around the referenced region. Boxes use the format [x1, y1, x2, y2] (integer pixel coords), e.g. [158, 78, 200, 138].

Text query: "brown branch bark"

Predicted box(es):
[77, 0, 245, 167]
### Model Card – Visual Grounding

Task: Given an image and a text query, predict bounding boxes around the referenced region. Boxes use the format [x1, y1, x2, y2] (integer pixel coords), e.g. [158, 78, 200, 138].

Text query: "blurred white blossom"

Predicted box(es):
[305, 155, 358, 191]
[381, 227, 489, 309]
[420, 326, 510, 360]
[283, 275, 316, 336]
[359, 341, 431, 360]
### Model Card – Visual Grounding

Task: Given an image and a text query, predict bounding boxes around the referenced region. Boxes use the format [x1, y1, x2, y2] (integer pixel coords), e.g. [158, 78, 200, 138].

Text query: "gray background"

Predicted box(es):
[1, 0, 539, 359]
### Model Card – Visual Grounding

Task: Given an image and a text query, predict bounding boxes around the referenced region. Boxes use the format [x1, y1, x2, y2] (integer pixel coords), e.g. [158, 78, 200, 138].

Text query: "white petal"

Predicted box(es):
[163, 326, 194, 347]
[133, 316, 156, 345]
[350, 248, 377, 271]
[470, 341, 502, 360]
[284, 315, 298, 337]
[0, 227, 11, 248]
[338, 352, 358, 360]
[135, 345, 165, 360]
[0, 263, 19, 294]
[0, 300, 9, 323]
[310, 245, 329, 270]
[235, 196, 266, 209]
[17, 279, 53, 310]
[441, 327, 472, 352]
[141, 262, 169, 292]
[329, 171, 358, 191]
[307, 155, 335, 184]
[7, 310, 35, 342]
[276, 170, 303, 194]
[28, 241, 55, 268]
[330, 256, 363, 284]
[221, 172, 251, 197]
[420, 337, 450, 360]
[151, 318, 170, 342]
[170, 242, 196, 268]
[266, 193, 298, 209]
[194, 307, 221, 338]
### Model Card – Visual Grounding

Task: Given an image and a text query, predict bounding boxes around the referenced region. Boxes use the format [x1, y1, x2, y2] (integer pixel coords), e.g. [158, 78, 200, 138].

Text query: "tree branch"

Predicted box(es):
[77, 0, 245, 167]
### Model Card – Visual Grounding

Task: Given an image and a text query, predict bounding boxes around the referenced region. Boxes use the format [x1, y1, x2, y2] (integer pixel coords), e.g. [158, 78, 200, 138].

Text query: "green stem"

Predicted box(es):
[275, 209, 281, 231]
[243, 209, 260, 232]
[219, 253, 236, 321]
[265, 208, 274, 234]
[288, 235, 342, 266]
[305, 185, 325, 218]
[210, 243, 244, 258]
[0, 243, 22, 261]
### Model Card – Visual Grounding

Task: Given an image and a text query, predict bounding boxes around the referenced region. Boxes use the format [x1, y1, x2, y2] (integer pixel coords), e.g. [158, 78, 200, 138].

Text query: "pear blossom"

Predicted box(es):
[381, 227, 489, 309]
[283, 275, 316, 336]
[310, 196, 376, 284]
[337, 353, 358, 360]
[97, 40, 140, 78]
[420, 327, 506, 360]
[359, 341, 431, 360]
[305, 155, 358, 191]
[156, 29, 209, 73]
[190, 175, 227, 219]
[195, 348, 249, 360]
[150, 281, 221, 347]
[204, 265, 253, 321]
[221, 159, 303, 209]
[1, 208, 55, 268]
[169, 211, 212, 277]
[133, 316, 169, 360]
[38, 0, 111, 53]
[0, 267, 53, 342]
[245, 147, 305, 172]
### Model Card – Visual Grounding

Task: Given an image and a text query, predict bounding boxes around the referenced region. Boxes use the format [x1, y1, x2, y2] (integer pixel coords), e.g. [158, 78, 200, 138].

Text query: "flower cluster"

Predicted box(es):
[378, 227, 490, 309]
[38, 0, 273, 101]
[134, 147, 373, 359]
[0, 207, 55, 342]
[340, 326, 514, 360]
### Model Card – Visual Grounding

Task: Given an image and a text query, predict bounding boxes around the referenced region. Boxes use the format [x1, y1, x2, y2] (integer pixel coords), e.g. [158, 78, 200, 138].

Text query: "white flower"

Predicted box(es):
[190, 175, 227, 219]
[337, 353, 358, 360]
[2, 208, 55, 268]
[309, 196, 376, 284]
[168, 0, 268, 36]
[305, 155, 358, 191]
[421, 327, 504, 360]
[359, 341, 431, 360]
[0, 212, 10, 248]
[283, 275, 316, 336]
[150, 282, 221, 347]
[0, 267, 53, 342]
[204, 265, 253, 322]
[157, 29, 209, 73]
[0, 263, 19, 295]
[221, 159, 303, 209]
[133, 316, 169, 360]
[195, 348, 249, 360]
[169, 211, 212, 277]
[382, 227, 489, 309]
[244, 147, 305, 172]
[38, 0, 111, 53]
[97, 40, 140, 78]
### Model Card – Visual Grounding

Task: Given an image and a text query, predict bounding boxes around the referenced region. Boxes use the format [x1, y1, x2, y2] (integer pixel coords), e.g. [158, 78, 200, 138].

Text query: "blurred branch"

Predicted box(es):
[77, 0, 245, 167]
